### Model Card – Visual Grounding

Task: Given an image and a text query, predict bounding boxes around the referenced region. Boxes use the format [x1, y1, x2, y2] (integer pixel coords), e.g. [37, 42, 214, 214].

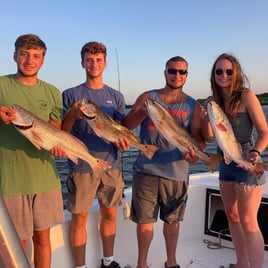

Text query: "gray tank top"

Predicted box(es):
[228, 112, 253, 144]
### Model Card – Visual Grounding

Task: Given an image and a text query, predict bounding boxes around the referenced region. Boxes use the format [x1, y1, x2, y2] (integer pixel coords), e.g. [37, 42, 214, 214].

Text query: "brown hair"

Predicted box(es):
[15, 34, 47, 55]
[165, 56, 188, 68]
[210, 53, 250, 117]
[80, 41, 107, 61]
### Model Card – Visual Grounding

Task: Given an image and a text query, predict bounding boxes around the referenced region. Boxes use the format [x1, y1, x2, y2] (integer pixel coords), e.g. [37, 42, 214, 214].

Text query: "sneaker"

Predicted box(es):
[100, 259, 121, 268]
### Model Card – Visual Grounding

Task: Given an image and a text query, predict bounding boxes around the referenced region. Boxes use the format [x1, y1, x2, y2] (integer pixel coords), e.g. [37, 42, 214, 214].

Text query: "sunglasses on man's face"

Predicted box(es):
[166, 68, 188, 75]
[215, 69, 233, 76]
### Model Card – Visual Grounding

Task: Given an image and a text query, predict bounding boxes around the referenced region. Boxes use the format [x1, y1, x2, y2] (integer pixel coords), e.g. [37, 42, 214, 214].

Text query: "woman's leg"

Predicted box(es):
[220, 182, 249, 268]
[236, 184, 264, 268]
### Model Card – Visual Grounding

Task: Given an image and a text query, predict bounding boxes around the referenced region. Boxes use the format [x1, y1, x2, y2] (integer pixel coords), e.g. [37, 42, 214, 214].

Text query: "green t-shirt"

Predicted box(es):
[0, 75, 63, 196]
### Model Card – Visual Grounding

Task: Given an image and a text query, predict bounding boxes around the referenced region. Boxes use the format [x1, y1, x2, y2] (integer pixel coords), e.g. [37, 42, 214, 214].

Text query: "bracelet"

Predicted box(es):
[249, 149, 261, 156]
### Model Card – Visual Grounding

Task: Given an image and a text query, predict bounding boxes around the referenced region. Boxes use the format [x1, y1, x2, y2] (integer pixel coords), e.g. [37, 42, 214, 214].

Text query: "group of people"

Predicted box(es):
[0, 34, 267, 268]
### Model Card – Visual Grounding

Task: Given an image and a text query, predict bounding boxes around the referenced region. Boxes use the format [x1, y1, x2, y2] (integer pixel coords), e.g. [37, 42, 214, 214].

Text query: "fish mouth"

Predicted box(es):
[83, 113, 96, 120]
[13, 123, 33, 130]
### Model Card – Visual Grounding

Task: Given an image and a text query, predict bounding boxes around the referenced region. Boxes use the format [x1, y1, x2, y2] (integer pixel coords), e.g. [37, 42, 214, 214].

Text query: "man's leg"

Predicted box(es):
[163, 221, 179, 267]
[32, 228, 51, 268]
[136, 223, 153, 268]
[70, 212, 89, 266]
[100, 206, 117, 257]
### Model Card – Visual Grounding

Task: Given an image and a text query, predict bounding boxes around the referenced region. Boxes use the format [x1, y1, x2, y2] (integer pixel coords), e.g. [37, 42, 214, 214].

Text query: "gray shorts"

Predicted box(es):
[67, 168, 124, 213]
[3, 189, 64, 240]
[130, 171, 188, 224]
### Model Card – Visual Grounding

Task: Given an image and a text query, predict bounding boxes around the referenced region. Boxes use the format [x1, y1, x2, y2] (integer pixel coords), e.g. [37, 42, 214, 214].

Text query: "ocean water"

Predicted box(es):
[55, 106, 268, 209]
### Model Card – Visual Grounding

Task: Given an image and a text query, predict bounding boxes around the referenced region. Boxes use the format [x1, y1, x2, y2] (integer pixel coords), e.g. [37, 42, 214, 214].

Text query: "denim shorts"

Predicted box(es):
[218, 142, 266, 186]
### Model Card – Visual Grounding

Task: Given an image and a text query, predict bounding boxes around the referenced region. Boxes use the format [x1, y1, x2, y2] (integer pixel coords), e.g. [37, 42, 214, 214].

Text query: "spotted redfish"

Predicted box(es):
[146, 98, 222, 172]
[207, 100, 267, 178]
[80, 98, 158, 159]
[11, 104, 111, 177]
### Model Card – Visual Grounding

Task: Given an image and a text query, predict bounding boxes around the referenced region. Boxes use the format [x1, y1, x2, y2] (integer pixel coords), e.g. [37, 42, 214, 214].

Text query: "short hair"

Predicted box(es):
[15, 34, 47, 55]
[165, 56, 188, 68]
[80, 41, 107, 61]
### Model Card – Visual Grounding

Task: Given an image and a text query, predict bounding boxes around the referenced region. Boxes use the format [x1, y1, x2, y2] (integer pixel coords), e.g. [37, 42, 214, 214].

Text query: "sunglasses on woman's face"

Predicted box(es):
[166, 68, 188, 75]
[215, 69, 233, 76]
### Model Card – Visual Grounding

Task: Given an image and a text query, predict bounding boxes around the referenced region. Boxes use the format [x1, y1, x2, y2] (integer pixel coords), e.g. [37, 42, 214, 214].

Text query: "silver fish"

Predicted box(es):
[80, 98, 158, 160]
[146, 98, 222, 172]
[11, 104, 111, 178]
[207, 100, 267, 178]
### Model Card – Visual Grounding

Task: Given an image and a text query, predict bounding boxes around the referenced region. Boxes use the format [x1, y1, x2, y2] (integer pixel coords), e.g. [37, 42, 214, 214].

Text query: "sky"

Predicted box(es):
[0, 0, 267, 105]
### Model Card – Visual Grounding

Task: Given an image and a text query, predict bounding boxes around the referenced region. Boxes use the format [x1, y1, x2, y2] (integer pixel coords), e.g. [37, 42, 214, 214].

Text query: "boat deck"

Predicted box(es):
[25, 172, 268, 268]
[118, 173, 268, 267]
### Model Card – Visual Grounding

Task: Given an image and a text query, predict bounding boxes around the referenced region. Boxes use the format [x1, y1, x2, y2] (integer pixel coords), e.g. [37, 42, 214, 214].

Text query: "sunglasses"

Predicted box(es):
[215, 69, 233, 76]
[166, 68, 188, 75]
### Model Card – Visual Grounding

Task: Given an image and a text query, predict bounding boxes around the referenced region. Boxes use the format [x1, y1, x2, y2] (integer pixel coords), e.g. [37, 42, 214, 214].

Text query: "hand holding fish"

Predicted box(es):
[0, 106, 16, 124]
[113, 137, 130, 151]
[246, 150, 260, 163]
[183, 146, 200, 163]
[69, 101, 85, 120]
[200, 107, 209, 122]
[50, 146, 68, 158]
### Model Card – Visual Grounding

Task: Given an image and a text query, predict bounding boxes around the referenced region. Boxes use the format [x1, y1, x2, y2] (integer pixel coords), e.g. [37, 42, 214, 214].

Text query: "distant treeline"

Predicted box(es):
[125, 92, 268, 108]
[198, 92, 268, 106]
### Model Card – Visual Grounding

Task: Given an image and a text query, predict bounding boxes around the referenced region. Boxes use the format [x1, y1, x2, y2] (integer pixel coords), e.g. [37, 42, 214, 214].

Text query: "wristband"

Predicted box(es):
[249, 149, 261, 156]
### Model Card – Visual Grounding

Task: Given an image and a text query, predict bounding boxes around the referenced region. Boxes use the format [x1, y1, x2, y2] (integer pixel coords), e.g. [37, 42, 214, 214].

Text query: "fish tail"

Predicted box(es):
[243, 162, 268, 179]
[205, 153, 223, 173]
[142, 144, 159, 160]
[249, 162, 268, 172]
[90, 158, 112, 178]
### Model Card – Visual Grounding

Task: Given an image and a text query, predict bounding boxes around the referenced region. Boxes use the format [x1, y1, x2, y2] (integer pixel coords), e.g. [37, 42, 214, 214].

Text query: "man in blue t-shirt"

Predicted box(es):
[62, 41, 127, 268]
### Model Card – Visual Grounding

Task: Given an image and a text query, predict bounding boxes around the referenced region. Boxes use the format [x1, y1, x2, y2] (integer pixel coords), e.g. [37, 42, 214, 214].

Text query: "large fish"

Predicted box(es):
[146, 98, 222, 172]
[11, 104, 111, 178]
[80, 98, 158, 160]
[207, 100, 267, 178]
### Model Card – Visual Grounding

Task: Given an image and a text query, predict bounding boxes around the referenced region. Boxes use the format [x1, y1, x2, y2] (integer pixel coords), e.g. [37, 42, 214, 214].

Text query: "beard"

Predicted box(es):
[166, 82, 183, 90]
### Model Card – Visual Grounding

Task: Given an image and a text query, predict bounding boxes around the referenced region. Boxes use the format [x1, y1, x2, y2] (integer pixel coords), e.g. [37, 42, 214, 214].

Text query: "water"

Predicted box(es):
[56, 106, 268, 209]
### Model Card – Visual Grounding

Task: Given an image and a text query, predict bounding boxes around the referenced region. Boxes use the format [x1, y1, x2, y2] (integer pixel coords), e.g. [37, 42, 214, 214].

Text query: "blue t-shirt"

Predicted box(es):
[134, 89, 196, 181]
[62, 83, 125, 172]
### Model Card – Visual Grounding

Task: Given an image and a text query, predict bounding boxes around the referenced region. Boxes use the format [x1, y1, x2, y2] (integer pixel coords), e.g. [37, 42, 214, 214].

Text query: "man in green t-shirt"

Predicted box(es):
[0, 34, 64, 268]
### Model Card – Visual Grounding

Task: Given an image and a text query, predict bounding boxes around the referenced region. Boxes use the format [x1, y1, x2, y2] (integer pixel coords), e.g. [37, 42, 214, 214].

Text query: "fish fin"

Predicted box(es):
[205, 153, 222, 172]
[68, 156, 79, 165]
[224, 155, 232, 165]
[216, 123, 228, 132]
[157, 120, 164, 131]
[28, 131, 43, 150]
[141, 144, 159, 160]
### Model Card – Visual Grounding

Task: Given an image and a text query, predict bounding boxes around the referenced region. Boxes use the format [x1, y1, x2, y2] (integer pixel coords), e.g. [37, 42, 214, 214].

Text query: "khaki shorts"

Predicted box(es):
[3, 189, 64, 240]
[131, 171, 188, 224]
[67, 168, 124, 214]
